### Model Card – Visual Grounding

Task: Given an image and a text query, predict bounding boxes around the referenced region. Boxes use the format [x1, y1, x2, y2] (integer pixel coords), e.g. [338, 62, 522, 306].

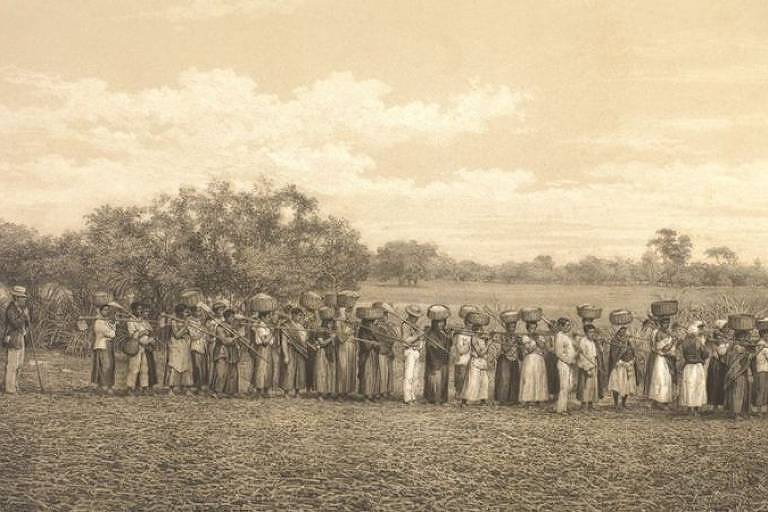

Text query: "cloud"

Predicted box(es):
[129, 0, 305, 22]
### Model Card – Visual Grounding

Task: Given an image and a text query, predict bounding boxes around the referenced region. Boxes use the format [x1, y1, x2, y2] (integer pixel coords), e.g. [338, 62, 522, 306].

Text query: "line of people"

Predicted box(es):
[5, 285, 768, 420]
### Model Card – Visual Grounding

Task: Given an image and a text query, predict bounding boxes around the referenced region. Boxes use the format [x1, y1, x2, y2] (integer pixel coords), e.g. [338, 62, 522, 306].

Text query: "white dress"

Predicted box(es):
[461, 336, 489, 401]
[648, 331, 674, 403]
[519, 335, 549, 402]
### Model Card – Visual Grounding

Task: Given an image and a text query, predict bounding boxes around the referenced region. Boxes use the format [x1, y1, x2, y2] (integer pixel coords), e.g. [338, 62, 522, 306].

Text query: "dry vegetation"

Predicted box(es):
[2, 347, 768, 511]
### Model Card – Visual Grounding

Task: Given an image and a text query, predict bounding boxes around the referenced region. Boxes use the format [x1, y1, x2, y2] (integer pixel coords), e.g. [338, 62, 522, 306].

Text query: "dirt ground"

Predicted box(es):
[2, 350, 768, 511]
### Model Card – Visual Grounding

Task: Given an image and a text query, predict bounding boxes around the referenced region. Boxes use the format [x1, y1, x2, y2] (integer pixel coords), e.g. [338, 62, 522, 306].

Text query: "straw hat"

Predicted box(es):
[10, 285, 27, 298]
[405, 304, 423, 317]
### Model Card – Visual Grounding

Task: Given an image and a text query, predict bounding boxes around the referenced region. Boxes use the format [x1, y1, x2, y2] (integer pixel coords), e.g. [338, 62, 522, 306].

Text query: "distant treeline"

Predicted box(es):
[371, 231, 768, 287]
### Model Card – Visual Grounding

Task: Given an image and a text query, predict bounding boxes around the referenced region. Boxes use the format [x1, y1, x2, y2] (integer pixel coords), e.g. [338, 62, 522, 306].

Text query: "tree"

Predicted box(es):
[647, 228, 693, 286]
[705, 246, 738, 266]
[374, 240, 438, 286]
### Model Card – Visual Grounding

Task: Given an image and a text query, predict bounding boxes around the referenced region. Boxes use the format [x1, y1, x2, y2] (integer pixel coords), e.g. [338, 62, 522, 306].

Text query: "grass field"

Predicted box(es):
[360, 280, 768, 322]
[3, 283, 768, 511]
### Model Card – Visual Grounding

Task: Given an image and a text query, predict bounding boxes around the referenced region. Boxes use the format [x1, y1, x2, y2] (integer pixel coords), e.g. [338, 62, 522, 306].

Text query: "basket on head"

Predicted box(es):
[323, 293, 338, 308]
[459, 304, 479, 319]
[609, 309, 633, 326]
[577, 304, 602, 321]
[338, 290, 360, 308]
[756, 318, 768, 332]
[318, 306, 335, 321]
[92, 291, 112, 308]
[519, 307, 543, 323]
[249, 293, 278, 314]
[300, 291, 322, 311]
[427, 304, 451, 321]
[499, 310, 520, 324]
[651, 300, 678, 318]
[466, 311, 491, 327]
[356, 306, 384, 321]
[729, 314, 755, 332]
[180, 288, 204, 308]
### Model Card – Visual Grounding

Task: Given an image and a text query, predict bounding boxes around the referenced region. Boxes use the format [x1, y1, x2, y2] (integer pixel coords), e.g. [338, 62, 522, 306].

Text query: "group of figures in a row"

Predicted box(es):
[3, 287, 766, 419]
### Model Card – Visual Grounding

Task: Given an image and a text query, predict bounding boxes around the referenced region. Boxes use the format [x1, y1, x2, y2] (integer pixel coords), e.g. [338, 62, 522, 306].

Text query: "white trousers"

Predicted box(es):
[4, 345, 25, 393]
[126, 350, 149, 389]
[556, 360, 573, 413]
[403, 348, 420, 402]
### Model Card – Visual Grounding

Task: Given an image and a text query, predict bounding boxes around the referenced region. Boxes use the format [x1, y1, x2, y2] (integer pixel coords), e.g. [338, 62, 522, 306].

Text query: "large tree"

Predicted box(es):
[647, 228, 693, 286]
[705, 246, 738, 266]
[374, 240, 438, 286]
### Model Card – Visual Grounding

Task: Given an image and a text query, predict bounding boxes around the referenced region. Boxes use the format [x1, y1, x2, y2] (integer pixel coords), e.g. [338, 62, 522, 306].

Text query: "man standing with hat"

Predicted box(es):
[4, 286, 30, 394]
[91, 302, 116, 394]
[401, 304, 424, 405]
[374, 302, 399, 400]
[553, 317, 577, 414]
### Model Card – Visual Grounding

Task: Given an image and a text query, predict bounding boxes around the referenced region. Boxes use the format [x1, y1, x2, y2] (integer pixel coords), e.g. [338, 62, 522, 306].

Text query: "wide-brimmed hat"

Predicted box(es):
[405, 304, 423, 317]
[10, 285, 27, 298]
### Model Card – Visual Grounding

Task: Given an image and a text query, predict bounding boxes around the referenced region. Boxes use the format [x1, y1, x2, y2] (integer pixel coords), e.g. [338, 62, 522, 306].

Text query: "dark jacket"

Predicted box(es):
[4, 301, 29, 349]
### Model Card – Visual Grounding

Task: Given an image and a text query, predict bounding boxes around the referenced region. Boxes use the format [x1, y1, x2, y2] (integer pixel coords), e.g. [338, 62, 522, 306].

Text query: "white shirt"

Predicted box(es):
[554, 332, 576, 365]
[453, 331, 472, 366]
[92, 318, 115, 350]
[756, 341, 768, 373]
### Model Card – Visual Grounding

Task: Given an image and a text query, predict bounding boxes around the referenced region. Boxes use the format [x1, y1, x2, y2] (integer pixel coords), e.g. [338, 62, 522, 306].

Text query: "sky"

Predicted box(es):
[1, 0, 767, 264]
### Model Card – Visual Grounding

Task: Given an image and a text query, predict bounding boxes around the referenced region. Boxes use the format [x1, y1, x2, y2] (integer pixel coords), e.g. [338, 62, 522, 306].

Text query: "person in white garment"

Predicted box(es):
[168, 304, 194, 395]
[460, 312, 490, 406]
[452, 317, 473, 402]
[401, 304, 424, 405]
[519, 320, 549, 406]
[679, 321, 709, 416]
[646, 316, 676, 409]
[553, 317, 577, 414]
[576, 324, 601, 410]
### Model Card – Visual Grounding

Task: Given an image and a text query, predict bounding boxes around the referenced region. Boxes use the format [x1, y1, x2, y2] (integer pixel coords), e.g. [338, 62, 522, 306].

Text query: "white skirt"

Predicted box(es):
[648, 354, 673, 403]
[462, 361, 489, 401]
[679, 363, 707, 407]
[608, 363, 636, 397]
[519, 353, 549, 402]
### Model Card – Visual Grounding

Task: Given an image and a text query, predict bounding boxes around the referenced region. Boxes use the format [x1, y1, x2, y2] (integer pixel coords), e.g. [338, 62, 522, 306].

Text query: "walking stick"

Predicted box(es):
[25, 318, 46, 393]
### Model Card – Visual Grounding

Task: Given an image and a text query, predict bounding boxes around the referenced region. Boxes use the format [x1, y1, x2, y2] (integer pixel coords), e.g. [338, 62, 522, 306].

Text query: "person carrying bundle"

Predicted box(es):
[249, 309, 277, 398]
[373, 302, 399, 400]
[706, 319, 729, 411]
[645, 316, 676, 409]
[401, 305, 425, 405]
[519, 313, 549, 406]
[91, 303, 116, 394]
[211, 309, 240, 397]
[553, 317, 577, 414]
[607, 325, 637, 411]
[423, 305, 452, 405]
[576, 323, 602, 410]
[452, 307, 475, 402]
[460, 312, 491, 406]
[494, 311, 522, 406]
[679, 322, 709, 416]
[167, 304, 194, 395]
[356, 309, 382, 401]
[312, 307, 337, 400]
[188, 305, 210, 394]
[335, 310, 358, 400]
[126, 302, 156, 395]
[280, 307, 310, 398]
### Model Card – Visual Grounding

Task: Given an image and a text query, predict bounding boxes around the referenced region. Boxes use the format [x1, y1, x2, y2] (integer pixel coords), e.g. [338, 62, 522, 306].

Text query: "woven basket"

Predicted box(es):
[459, 304, 479, 319]
[249, 294, 278, 313]
[300, 291, 322, 311]
[729, 314, 755, 332]
[356, 306, 383, 321]
[519, 307, 543, 323]
[92, 291, 111, 308]
[180, 289, 204, 308]
[323, 293, 338, 308]
[466, 311, 490, 327]
[609, 310, 633, 326]
[427, 304, 451, 321]
[651, 300, 678, 318]
[338, 291, 359, 308]
[499, 310, 519, 324]
[577, 304, 602, 321]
